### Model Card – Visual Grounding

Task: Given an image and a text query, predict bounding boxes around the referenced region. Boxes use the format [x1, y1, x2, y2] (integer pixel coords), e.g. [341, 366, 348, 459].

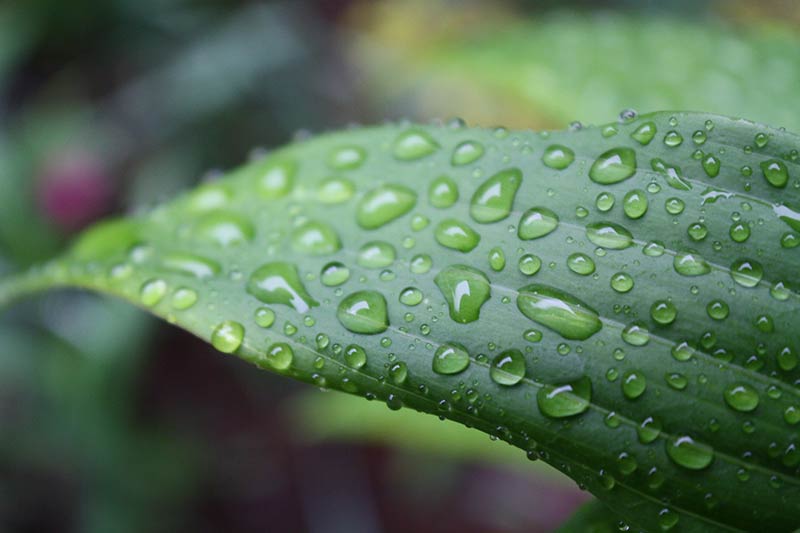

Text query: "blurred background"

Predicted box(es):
[1, 1, 799, 531]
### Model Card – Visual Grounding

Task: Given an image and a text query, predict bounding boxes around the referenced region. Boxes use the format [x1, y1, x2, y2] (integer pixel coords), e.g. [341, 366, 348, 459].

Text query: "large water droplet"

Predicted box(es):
[585, 222, 633, 249]
[392, 129, 439, 160]
[622, 189, 648, 219]
[567, 253, 595, 276]
[723, 383, 759, 412]
[517, 284, 602, 340]
[247, 262, 319, 313]
[673, 251, 711, 277]
[435, 265, 491, 324]
[194, 211, 255, 247]
[428, 175, 459, 208]
[432, 342, 470, 375]
[344, 344, 367, 369]
[666, 435, 714, 470]
[140, 279, 167, 307]
[650, 300, 677, 325]
[622, 370, 647, 399]
[589, 147, 637, 184]
[451, 140, 485, 166]
[490, 349, 526, 386]
[537, 376, 592, 418]
[211, 321, 245, 354]
[337, 290, 389, 334]
[470, 168, 522, 223]
[291, 220, 341, 255]
[435, 219, 480, 252]
[357, 241, 396, 268]
[761, 159, 789, 188]
[542, 145, 575, 169]
[356, 185, 417, 230]
[518, 207, 559, 240]
[261, 342, 293, 370]
[730, 258, 763, 287]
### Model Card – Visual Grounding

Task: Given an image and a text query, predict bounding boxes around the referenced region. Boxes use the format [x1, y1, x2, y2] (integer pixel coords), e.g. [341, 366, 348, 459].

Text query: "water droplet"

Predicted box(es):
[357, 241, 396, 268]
[490, 349, 525, 386]
[410, 254, 433, 274]
[586, 221, 633, 249]
[642, 240, 665, 257]
[537, 376, 592, 418]
[435, 219, 480, 252]
[261, 342, 293, 370]
[595, 192, 615, 212]
[621, 322, 650, 346]
[663, 131, 683, 147]
[320, 262, 350, 286]
[630, 122, 656, 145]
[211, 321, 244, 353]
[517, 284, 602, 340]
[519, 254, 542, 276]
[622, 370, 647, 399]
[344, 344, 367, 369]
[433, 342, 470, 375]
[162, 252, 221, 278]
[666, 435, 714, 470]
[451, 140, 485, 166]
[399, 287, 424, 306]
[428, 175, 459, 208]
[761, 159, 789, 188]
[687, 222, 708, 241]
[692, 130, 707, 145]
[488, 247, 506, 271]
[778, 346, 798, 371]
[542, 145, 575, 169]
[318, 177, 355, 204]
[723, 383, 759, 412]
[194, 211, 255, 247]
[470, 168, 522, 223]
[673, 251, 711, 277]
[328, 145, 366, 170]
[435, 265, 491, 324]
[665, 372, 688, 390]
[356, 185, 417, 229]
[291, 220, 341, 255]
[337, 290, 388, 334]
[389, 361, 408, 384]
[610, 272, 634, 293]
[187, 183, 232, 212]
[252, 158, 296, 199]
[730, 258, 763, 287]
[651, 158, 691, 190]
[702, 155, 721, 178]
[589, 147, 637, 184]
[254, 307, 275, 328]
[650, 300, 677, 325]
[140, 279, 167, 307]
[617, 452, 637, 475]
[623, 189, 648, 219]
[567, 253, 595, 276]
[393, 128, 439, 160]
[518, 207, 559, 240]
[665, 197, 685, 215]
[171, 288, 198, 310]
[637, 416, 662, 444]
[658, 508, 679, 531]
[247, 262, 319, 313]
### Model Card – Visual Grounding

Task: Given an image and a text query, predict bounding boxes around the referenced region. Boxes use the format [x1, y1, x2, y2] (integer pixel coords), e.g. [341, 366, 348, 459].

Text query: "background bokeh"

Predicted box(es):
[1, 1, 798, 531]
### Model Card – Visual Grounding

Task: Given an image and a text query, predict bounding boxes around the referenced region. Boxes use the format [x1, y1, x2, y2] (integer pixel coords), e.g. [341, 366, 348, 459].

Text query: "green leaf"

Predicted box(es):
[556, 499, 625, 533]
[2, 112, 799, 531]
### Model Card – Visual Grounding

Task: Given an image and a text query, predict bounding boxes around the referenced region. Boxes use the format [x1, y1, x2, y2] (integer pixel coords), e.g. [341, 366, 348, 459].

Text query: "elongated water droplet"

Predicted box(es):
[211, 321, 244, 353]
[542, 145, 575, 169]
[730, 258, 763, 287]
[623, 189, 648, 219]
[724, 383, 759, 412]
[140, 279, 167, 307]
[589, 147, 636, 184]
[586, 222, 633, 249]
[187, 183, 232, 212]
[435, 265, 491, 324]
[673, 251, 711, 276]
[393, 129, 439, 160]
[517, 284, 602, 340]
[337, 290, 388, 334]
[291, 220, 341, 255]
[171, 288, 198, 310]
[651, 158, 691, 190]
[435, 219, 480, 252]
[162, 252, 221, 278]
[622, 321, 650, 346]
[194, 211, 255, 247]
[451, 140, 484, 166]
[488, 247, 505, 271]
[470, 168, 522, 223]
[567, 253, 595, 275]
[518, 207, 559, 240]
[622, 370, 647, 399]
[357, 241, 396, 268]
[328, 145, 366, 170]
[428, 175, 459, 208]
[247, 262, 319, 313]
[399, 287, 424, 306]
[761, 159, 789, 188]
[537, 376, 592, 418]
[356, 185, 417, 230]
[666, 435, 714, 470]
[433, 342, 470, 375]
[318, 178, 355, 204]
[630, 122, 656, 145]
[490, 349, 525, 386]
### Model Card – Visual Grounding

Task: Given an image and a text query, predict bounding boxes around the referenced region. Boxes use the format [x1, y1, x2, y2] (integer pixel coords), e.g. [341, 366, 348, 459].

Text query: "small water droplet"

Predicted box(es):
[589, 147, 637, 184]
[140, 279, 168, 307]
[435, 219, 481, 252]
[542, 145, 575, 169]
[357, 241, 397, 268]
[337, 290, 389, 334]
[518, 207, 559, 240]
[666, 435, 714, 470]
[433, 342, 470, 375]
[490, 349, 526, 386]
[723, 383, 759, 412]
[320, 262, 350, 287]
[344, 344, 367, 369]
[630, 122, 656, 145]
[428, 175, 459, 208]
[211, 321, 245, 354]
[393, 129, 440, 160]
[451, 140, 485, 166]
[537, 376, 592, 418]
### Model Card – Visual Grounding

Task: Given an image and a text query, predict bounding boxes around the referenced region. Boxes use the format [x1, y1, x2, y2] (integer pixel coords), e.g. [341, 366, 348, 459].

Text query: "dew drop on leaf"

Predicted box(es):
[723, 383, 760, 412]
[392, 128, 440, 160]
[434, 265, 491, 324]
[211, 320, 245, 354]
[357, 241, 396, 268]
[542, 145, 575, 169]
[490, 349, 526, 386]
[470, 168, 523, 223]
[585, 221, 633, 249]
[434, 219, 481, 252]
[140, 278, 168, 307]
[247, 262, 319, 313]
[517, 284, 602, 340]
[518, 207, 559, 240]
[451, 140, 485, 166]
[589, 147, 637, 184]
[320, 261, 350, 287]
[537, 376, 592, 418]
[428, 175, 459, 208]
[432, 342, 471, 375]
[666, 435, 714, 470]
[356, 185, 417, 230]
[337, 290, 389, 334]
